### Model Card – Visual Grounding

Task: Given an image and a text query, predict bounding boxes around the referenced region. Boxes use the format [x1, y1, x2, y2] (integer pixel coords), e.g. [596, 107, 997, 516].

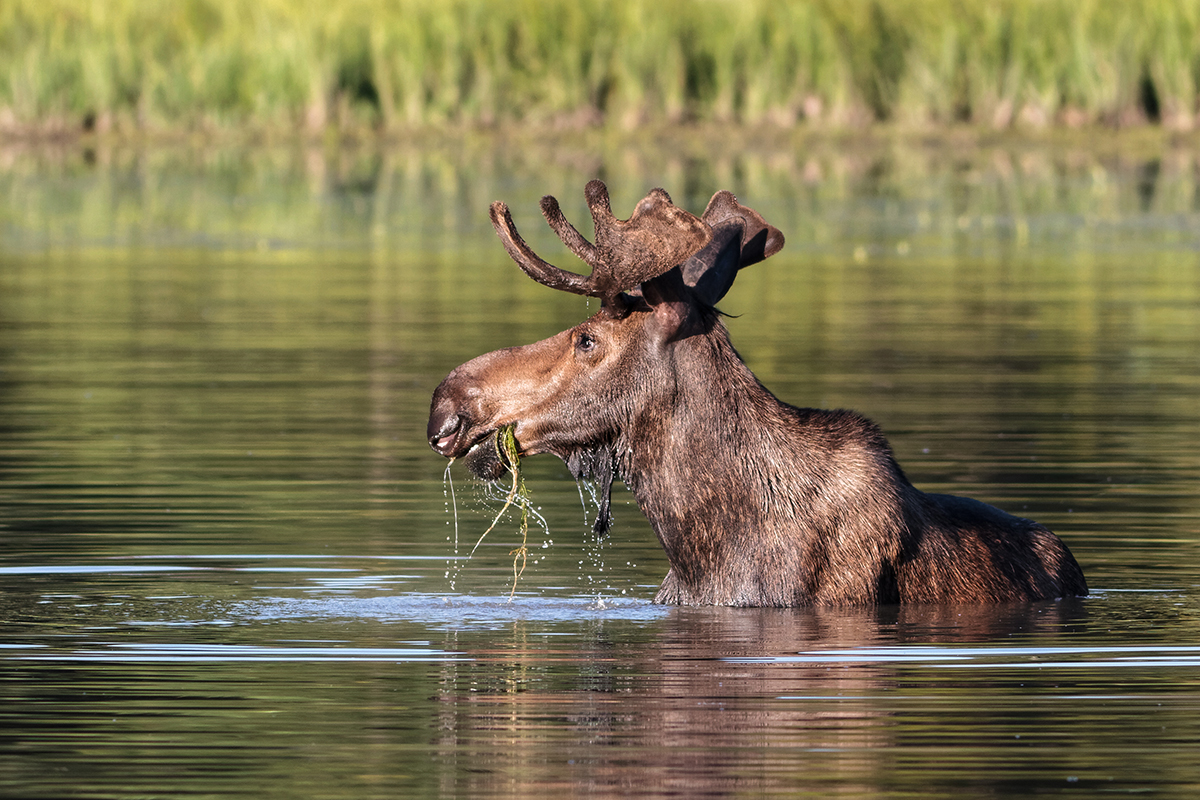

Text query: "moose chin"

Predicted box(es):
[428, 181, 1087, 607]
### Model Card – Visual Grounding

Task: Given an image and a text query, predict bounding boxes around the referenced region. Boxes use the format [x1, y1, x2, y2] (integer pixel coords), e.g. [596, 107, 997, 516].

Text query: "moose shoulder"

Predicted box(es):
[428, 182, 1087, 607]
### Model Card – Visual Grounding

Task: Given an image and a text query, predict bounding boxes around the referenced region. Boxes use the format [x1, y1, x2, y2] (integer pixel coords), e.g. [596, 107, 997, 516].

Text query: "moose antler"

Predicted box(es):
[489, 180, 712, 306]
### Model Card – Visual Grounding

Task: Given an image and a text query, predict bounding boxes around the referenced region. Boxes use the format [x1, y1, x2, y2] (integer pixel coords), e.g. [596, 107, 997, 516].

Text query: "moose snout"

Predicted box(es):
[427, 379, 473, 457]
[427, 409, 462, 456]
[428, 339, 562, 459]
[428, 374, 485, 457]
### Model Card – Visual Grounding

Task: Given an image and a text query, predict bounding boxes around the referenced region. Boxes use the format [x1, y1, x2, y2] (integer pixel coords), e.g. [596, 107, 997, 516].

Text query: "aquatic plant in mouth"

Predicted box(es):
[446, 428, 623, 601]
[457, 425, 531, 600]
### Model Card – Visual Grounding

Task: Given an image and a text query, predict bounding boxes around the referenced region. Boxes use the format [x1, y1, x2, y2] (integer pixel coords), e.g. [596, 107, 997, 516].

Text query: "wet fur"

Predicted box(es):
[612, 309, 1086, 606]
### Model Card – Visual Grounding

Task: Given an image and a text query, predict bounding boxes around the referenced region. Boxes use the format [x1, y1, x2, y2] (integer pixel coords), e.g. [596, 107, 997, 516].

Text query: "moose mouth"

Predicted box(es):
[461, 430, 512, 480]
[427, 412, 520, 481]
[430, 411, 615, 531]
[427, 412, 488, 459]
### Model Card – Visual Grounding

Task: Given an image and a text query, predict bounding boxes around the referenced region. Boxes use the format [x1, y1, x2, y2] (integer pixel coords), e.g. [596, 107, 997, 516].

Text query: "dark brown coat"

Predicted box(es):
[428, 182, 1087, 606]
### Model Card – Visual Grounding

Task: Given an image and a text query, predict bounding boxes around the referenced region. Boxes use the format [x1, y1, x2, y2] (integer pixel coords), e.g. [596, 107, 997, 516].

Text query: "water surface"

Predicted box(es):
[1, 142, 1199, 798]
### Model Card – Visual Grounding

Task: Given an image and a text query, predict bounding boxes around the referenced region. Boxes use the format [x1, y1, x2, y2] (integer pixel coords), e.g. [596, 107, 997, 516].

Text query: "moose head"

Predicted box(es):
[429, 182, 1087, 607]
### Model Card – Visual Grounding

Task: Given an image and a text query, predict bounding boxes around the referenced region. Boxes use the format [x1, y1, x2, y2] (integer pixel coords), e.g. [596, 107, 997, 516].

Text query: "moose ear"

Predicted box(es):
[701, 190, 785, 266]
[681, 218, 747, 307]
[682, 191, 784, 306]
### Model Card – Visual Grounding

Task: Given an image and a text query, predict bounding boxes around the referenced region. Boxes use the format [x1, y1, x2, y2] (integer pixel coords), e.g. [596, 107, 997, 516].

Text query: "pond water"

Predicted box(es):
[1, 140, 1199, 798]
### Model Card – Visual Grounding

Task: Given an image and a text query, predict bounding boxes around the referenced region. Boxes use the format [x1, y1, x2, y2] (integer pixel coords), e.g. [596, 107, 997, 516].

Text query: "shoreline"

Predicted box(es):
[3, 119, 1196, 161]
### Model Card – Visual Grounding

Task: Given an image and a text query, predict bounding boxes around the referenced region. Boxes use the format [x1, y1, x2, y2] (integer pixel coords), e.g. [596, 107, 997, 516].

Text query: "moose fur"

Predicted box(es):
[428, 182, 1087, 607]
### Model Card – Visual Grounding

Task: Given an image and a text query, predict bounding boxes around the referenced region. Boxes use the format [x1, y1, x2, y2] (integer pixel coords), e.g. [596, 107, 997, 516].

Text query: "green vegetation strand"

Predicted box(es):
[2, 0, 1199, 133]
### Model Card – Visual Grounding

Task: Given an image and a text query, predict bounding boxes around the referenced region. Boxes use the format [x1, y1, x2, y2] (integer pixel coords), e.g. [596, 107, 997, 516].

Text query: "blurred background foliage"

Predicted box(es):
[2, 0, 1200, 135]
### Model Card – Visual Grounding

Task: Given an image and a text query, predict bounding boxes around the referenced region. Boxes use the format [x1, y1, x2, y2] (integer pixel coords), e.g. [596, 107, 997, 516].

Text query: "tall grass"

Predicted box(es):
[2, 0, 1199, 133]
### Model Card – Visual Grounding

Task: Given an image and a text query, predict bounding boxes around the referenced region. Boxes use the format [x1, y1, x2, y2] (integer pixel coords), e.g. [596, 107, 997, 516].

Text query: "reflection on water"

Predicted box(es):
[2, 141, 1200, 798]
[6, 557, 1196, 797]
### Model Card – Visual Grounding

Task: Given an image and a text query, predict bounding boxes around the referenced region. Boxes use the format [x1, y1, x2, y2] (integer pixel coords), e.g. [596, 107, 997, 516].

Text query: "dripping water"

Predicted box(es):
[443, 460, 460, 591]
[442, 457, 554, 598]
[574, 474, 625, 601]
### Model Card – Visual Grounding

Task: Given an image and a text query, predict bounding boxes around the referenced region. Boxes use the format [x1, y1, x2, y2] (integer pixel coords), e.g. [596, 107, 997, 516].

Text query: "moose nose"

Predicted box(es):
[427, 409, 463, 456]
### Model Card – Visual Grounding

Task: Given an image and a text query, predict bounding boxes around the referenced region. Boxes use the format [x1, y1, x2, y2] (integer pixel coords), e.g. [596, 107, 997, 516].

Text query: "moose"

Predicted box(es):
[428, 181, 1087, 606]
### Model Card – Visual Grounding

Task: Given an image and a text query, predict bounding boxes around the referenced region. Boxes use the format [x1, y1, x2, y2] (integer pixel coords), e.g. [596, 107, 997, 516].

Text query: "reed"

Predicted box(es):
[2, 0, 1198, 133]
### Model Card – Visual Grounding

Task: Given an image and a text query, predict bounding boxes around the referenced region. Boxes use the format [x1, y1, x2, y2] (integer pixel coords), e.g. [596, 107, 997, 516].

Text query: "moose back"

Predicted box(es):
[428, 182, 1087, 607]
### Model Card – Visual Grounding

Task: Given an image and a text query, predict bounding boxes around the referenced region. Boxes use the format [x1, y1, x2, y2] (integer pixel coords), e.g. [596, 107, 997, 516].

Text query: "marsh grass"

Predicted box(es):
[2, 0, 1199, 136]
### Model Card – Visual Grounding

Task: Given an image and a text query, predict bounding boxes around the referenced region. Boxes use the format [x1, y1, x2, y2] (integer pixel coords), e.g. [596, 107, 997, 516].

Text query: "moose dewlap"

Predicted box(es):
[427, 181, 1087, 607]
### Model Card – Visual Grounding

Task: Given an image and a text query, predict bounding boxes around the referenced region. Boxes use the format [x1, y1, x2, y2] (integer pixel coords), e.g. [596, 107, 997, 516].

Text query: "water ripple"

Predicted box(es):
[15, 642, 465, 663]
[727, 643, 1200, 669]
[235, 593, 670, 630]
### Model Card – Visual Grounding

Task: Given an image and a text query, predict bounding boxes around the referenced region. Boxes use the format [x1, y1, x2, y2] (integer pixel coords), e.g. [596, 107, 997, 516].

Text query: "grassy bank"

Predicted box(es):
[2, 0, 1199, 137]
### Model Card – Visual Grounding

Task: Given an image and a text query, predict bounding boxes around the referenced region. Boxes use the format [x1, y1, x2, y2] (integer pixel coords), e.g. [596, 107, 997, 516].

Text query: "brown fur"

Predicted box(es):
[428, 183, 1087, 607]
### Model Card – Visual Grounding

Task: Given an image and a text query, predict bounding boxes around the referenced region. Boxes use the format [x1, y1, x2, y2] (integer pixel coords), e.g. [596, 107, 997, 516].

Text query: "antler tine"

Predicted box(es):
[583, 180, 712, 296]
[488, 201, 595, 296]
[539, 195, 598, 266]
[490, 181, 713, 306]
[583, 179, 615, 231]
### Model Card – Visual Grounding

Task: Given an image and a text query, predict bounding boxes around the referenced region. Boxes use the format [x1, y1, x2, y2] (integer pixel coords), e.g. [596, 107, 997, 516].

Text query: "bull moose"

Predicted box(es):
[427, 181, 1087, 606]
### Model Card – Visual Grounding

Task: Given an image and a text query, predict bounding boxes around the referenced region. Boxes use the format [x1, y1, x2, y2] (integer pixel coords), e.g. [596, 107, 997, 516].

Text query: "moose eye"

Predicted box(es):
[575, 331, 596, 353]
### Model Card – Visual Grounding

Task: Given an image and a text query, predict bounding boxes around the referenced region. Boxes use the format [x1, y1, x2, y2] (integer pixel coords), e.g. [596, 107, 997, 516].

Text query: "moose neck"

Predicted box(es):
[615, 314, 821, 604]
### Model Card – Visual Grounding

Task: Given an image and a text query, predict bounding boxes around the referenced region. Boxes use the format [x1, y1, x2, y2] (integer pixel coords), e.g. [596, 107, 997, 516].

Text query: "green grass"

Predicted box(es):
[2, 0, 1199, 134]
